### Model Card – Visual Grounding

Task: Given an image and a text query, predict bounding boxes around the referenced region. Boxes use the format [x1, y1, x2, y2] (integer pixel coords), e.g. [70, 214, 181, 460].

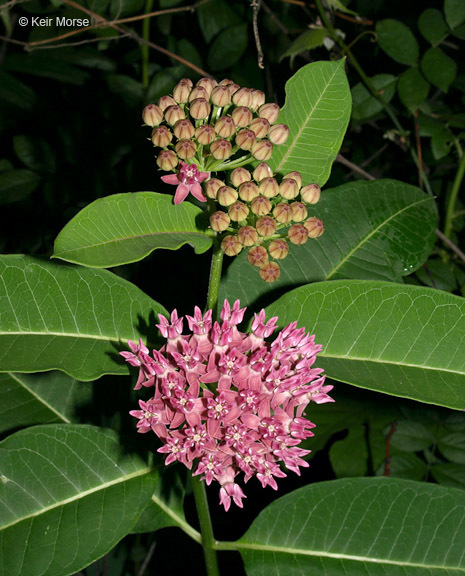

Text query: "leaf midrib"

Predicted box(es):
[1, 466, 152, 531]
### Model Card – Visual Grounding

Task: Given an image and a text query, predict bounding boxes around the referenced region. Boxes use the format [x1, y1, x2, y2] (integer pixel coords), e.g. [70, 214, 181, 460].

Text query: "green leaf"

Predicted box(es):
[0, 169, 41, 205]
[146, 66, 185, 103]
[268, 60, 351, 186]
[431, 463, 465, 488]
[398, 67, 430, 112]
[196, 0, 240, 43]
[0, 425, 158, 576]
[421, 47, 457, 93]
[431, 127, 454, 159]
[416, 259, 458, 292]
[13, 136, 56, 174]
[238, 478, 465, 574]
[418, 9, 449, 45]
[0, 255, 167, 380]
[107, 74, 143, 106]
[329, 425, 368, 477]
[378, 453, 427, 480]
[0, 372, 92, 434]
[390, 420, 435, 452]
[438, 432, 465, 464]
[4, 53, 89, 85]
[351, 74, 397, 120]
[376, 19, 419, 66]
[207, 23, 248, 71]
[264, 280, 465, 410]
[220, 180, 437, 309]
[280, 28, 328, 64]
[0, 71, 37, 110]
[445, 0, 465, 29]
[53, 192, 213, 267]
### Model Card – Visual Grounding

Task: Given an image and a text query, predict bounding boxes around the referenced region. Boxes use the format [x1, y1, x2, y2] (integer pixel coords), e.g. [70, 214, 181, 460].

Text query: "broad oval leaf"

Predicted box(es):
[0, 372, 92, 434]
[0, 255, 167, 380]
[398, 67, 430, 112]
[351, 74, 397, 120]
[265, 280, 465, 410]
[445, 0, 465, 30]
[237, 477, 465, 574]
[421, 47, 457, 93]
[418, 9, 449, 45]
[220, 180, 437, 310]
[376, 19, 419, 66]
[0, 425, 158, 576]
[268, 60, 351, 186]
[53, 192, 213, 267]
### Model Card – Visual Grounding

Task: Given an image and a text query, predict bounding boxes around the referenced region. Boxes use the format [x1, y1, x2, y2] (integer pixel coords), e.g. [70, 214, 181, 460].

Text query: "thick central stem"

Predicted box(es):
[191, 240, 224, 576]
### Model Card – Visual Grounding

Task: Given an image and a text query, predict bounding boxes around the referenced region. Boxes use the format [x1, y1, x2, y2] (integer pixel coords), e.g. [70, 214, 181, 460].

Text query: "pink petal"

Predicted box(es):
[189, 182, 207, 202]
[197, 171, 210, 183]
[174, 184, 190, 204]
[161, 174, 180, 185]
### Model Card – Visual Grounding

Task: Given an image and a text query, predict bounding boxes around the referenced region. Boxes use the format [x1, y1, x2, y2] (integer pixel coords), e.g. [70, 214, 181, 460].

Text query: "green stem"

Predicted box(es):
[192, 476, 220, 576]
[444, 148, 465, 239]
[141, 0, 154, 88]
[206, 240, 224, 318]
[315, 0, 433, 195]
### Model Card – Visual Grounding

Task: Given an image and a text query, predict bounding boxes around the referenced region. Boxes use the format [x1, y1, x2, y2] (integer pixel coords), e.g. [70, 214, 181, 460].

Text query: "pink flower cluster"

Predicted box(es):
[121, 300, 333, 511]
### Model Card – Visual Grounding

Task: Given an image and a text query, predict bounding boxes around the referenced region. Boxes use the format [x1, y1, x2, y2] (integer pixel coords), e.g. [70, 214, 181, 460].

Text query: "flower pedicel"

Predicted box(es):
[121, 300, 333, 511]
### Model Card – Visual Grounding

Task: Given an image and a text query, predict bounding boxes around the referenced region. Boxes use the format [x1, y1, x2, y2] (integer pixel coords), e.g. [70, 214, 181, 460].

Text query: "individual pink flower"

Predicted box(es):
[161, 161, 209, 204]
[121, 300, 333, 511]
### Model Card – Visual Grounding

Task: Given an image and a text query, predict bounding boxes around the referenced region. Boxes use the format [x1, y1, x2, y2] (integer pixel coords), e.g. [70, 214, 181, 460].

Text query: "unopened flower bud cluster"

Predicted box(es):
[142, 77, 290, 173]
[209, 162, 324, 283]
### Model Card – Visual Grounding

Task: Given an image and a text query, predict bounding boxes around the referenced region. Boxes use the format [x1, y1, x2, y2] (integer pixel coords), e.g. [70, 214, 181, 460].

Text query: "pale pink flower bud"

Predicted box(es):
[143, 104, 163, 127]
[250, 89, 266, 112]
[175, 139, 196, 160]
[214, 117, 236, 138]
[268, 124, 290, 145]
[195, 124, 216, 145]
[259, 261, 280, 283]
[237, 226, 259, 246]
[189, 86, 209, 102]
[221, 235, 242, 256]
[173, 81, 192, 104]
[230, 167, 251, 187]
[227, 82, 241, 96]
[232, 87, 252, 107]
[288, 224, 308, 245]
[205, 178, 225, 199]
[235, 129, 256, 151]
[239, 181, 259, 202]
[268, 239, 289, 259]
[190, 98, 211, 120]
[219, 78, 234, 85]
[173, 119, 195, 140]
[164, 105, 186, 125]
[251, 140, 273, 161]
[158, 95, 176, 111]
[232, 107, 253, 128]
[217, 185, 238, 206]
[248, 245, 268, 267]
[259, 177, 279, 198]
[253, 162, 273, 182]
[211, 85, 231, 106]
[248, 118, 270, 139]
[210, 139, 232, 160]
[210, 211, 230, 232]
[151, 125, 173, 148]
[273, 203, 293, 223]
[157, 150, 178, 171]
[256, 216, 277, 237]
[283, 171, 302, 189]
[250, 196, 272, 216]
[301, 183, 321, 204]
[279, 178, 299, 200]
[304, 217, 324, 238]
[258, 103, 280, 123]
[196, 77, 217, 97]
[228, 201, 249, 222]
[290, 201, 307, 221]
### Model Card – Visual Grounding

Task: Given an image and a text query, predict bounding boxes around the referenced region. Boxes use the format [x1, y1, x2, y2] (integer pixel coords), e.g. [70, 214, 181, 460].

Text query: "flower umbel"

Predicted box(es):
[122, 300, 333, 511]
[161, 161, 209, 205]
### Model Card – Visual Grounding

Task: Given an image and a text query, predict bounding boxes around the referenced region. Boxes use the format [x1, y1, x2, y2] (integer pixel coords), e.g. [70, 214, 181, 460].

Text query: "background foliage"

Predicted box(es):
[1, 0, 465, 574]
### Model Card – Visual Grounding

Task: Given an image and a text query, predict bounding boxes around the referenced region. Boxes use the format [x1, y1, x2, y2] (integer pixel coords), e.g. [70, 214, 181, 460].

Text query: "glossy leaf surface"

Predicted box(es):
[0, 255, 167, 380]
[268, 60, 351, 186]
[238, 478, 465, 575]
[53, 192, 213, 267]
[265, 280, 465, 410]
[0, 425, 158, 576]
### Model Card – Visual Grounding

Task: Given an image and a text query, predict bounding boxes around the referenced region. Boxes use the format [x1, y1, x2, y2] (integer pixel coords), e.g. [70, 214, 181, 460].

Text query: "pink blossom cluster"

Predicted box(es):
[121, 300, 333, 511]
